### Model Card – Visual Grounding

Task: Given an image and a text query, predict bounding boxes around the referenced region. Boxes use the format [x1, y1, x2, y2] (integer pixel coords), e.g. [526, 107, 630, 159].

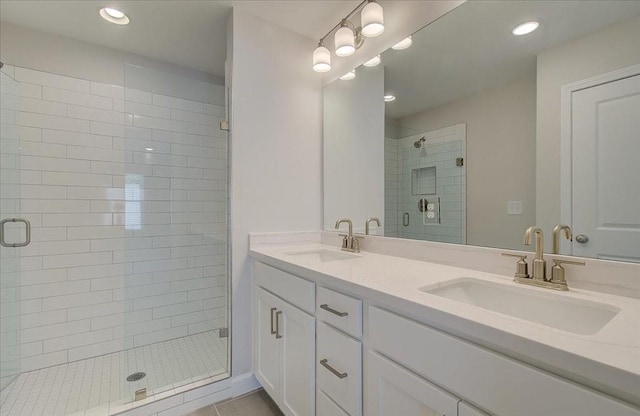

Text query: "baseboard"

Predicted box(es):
[231, 372, 261, 398]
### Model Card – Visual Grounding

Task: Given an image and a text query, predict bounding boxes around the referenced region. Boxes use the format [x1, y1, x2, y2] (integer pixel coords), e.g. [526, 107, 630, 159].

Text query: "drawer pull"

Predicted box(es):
[319, 359, 348, 379]
[270, 307, 277, 335]
[320, 304, 348, 317]
[275, 310, 283, 339]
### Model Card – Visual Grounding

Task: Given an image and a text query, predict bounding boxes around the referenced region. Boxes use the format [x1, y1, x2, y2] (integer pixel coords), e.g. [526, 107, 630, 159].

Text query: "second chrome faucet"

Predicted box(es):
[335, 217, 382, 252]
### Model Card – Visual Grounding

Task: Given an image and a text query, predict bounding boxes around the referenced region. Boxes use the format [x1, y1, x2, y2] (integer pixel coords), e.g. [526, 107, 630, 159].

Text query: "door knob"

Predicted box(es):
[575, 234, 589, 244]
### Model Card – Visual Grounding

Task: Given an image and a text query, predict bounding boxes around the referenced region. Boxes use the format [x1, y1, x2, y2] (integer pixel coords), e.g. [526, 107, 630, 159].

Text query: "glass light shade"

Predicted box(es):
[335, 26, 356, 57]
[392, 36, 413, 50]
[361, 2, 384, 37]
[340, 70, 356, 81]
[512, 21, 539, 36]
[363, 55, 381, 67]
[312, 45, 332, 72]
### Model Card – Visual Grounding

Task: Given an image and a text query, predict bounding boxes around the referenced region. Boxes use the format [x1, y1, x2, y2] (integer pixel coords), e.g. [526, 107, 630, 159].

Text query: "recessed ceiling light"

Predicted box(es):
[144, 147, 154, 152]
[340, 70, 356, 81]
[392, 36, 412, 50]
[384, 95, 396, 102]
[512, 21, 539, 36]
[99, 7, 130, 25]
[363, 55, 381, 67]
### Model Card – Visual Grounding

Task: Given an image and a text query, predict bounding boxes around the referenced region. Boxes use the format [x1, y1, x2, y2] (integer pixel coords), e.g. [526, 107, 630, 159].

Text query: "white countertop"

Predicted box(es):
[250, 240, 640, 407]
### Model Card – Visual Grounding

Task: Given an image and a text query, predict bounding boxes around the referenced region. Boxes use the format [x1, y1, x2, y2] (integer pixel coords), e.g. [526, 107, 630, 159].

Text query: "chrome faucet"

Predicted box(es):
[365, 217, 381, 235]
[335, 219, 362, 252]
[552, 224, 572, 254]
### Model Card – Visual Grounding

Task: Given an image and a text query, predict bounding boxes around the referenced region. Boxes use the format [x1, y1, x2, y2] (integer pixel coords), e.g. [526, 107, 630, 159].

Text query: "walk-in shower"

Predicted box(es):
[0, 58, 230, 416]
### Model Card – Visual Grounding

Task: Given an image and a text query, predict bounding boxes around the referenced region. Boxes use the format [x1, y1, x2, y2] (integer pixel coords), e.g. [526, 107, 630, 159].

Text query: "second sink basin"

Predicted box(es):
[285, 249, 359, 263]
[420, 278, 619, 335]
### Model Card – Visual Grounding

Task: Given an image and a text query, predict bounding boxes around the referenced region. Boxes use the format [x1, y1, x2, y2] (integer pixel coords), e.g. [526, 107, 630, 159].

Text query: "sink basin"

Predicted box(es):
[420, 278, 619, 335]
[285, 249, 359, 263]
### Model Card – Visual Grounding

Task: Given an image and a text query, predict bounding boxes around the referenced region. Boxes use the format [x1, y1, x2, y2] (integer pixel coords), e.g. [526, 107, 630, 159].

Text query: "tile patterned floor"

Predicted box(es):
[0, 330, 228, 416]
[186, 390, 283, 416]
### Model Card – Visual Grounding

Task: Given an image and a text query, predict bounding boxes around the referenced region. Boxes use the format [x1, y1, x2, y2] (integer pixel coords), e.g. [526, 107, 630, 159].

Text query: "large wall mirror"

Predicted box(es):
[323, 0, 640, 262]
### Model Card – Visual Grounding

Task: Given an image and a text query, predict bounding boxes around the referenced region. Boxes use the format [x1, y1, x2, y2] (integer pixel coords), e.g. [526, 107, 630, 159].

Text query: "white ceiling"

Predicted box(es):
[382, 0, 640, 119]
[0, 0, 356, 77]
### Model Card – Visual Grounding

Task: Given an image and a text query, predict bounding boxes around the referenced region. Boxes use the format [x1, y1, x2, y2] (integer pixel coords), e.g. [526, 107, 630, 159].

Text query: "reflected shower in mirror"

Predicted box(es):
[323, 0, 640, 262]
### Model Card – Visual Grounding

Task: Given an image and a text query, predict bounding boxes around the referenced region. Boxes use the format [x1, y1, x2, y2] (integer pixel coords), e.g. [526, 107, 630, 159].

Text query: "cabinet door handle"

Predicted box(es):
[320, 304, 348, 317]
[270, 307, 277, 335]
[319, 359, 347, 379]
[275, 311, 283, 339]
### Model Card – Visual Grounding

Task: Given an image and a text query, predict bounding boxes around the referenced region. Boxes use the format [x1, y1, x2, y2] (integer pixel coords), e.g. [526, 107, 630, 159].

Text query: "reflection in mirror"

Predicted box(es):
[323, 0, 640, 262]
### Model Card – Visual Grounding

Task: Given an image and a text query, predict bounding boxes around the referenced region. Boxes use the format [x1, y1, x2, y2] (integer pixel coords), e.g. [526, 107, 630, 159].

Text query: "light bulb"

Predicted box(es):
[512, 21, 539, 36]
[99, 7, 130, 25]
[312, 44, 331, 72]
[384, 95, 396, 102]
[335, 25, 356, 57]
[363, 55, 381, 67]
[361, 1, 384, 38]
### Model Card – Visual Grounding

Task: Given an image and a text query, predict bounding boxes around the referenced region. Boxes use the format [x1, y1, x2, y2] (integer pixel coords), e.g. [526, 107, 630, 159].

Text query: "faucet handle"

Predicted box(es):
[550, 258, 584, 286]
[501, 253, 529, 279]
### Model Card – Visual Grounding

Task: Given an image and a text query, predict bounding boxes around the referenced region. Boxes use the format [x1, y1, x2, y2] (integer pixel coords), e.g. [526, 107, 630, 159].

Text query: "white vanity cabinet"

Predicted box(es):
[253, 262, 316, 416]
[368, 306, 640, 416]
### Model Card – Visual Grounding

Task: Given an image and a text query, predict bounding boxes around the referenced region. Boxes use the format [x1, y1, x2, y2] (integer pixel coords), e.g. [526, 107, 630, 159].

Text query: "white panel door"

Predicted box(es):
[254, 288, 281, 400]
[366, 351, 459, 416]
[572, 74, 640, 261]
[280, 298, 315, 416]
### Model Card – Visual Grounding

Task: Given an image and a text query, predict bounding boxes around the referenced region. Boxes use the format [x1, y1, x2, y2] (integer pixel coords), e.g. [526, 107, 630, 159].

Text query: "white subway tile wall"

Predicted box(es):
[0, 65, 228, 381]
[385, 124, 467, 244]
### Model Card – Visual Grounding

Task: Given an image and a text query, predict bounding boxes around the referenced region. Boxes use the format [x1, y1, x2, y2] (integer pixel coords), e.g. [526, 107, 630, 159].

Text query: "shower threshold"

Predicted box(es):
[0, 330, 228, 416]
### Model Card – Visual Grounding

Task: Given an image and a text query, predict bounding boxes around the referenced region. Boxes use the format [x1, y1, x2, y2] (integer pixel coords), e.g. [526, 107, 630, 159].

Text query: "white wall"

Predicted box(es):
[323, 66, 385, 234]
[398, 76, 536, 250]
[536, 15, 640, 247]
[228, 11, 323, 377]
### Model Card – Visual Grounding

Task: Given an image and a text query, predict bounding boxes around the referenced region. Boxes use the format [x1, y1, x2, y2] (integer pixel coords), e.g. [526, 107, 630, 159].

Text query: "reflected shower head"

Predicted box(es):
[414, 137, 426, 148]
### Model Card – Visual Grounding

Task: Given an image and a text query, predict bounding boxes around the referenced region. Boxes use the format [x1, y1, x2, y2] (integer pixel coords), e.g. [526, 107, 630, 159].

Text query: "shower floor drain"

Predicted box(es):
[126, 372, 146, 382]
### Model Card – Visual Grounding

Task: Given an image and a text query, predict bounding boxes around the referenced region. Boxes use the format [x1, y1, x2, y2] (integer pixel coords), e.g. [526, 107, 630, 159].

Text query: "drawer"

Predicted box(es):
[317, 322, 362, 416]
[317, 286, 362, 338]
[369, 307, 640, 416]
[253, 261, 315, 314]
[317, 389, 350, 416]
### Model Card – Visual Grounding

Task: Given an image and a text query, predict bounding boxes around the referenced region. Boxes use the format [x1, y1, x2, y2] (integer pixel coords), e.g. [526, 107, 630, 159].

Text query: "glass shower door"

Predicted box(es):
[0, 66, 22, 394]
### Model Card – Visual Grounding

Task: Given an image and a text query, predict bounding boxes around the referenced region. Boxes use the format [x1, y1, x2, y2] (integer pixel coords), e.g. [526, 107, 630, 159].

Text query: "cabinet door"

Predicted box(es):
[280, 298, 316, 416]
[366, 351, 459, 416]
[254, 288, 281, 400]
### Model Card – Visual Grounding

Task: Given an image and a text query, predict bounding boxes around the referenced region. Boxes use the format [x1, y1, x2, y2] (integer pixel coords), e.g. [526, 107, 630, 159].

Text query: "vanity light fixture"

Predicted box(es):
[512, 21, 539, 36]
[313, 42, 332, 72]
[340, 70, 356, 81]
[384, 95, 396, 102]
[363, 55, 381, 67]
[312, 0, 384, 72]
[392, 36, 413, 50]
[99, 7, 130, 25]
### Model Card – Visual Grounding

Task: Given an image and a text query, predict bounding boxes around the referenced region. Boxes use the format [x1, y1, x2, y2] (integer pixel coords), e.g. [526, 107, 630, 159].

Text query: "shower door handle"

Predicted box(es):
[403, 213, 410, 227]
[0, 218, 31, 248]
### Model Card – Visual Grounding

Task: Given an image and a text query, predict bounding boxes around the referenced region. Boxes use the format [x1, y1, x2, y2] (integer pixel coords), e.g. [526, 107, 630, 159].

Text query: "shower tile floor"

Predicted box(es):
[0, 330, 228, 416]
